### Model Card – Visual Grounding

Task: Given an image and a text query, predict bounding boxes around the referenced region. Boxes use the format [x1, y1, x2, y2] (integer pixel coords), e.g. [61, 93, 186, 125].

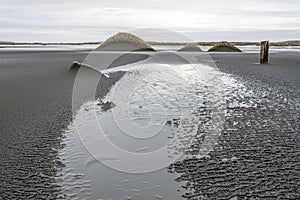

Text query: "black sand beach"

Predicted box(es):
[0, 48, 299, 199]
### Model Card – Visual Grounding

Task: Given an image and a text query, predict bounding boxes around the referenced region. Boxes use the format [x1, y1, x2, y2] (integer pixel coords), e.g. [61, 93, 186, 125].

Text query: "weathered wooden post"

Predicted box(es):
[260, 41, 269, 64]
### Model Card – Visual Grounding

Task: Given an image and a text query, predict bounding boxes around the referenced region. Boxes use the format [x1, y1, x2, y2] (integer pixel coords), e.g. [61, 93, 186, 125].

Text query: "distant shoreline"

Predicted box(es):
[0, 41, 300, 46]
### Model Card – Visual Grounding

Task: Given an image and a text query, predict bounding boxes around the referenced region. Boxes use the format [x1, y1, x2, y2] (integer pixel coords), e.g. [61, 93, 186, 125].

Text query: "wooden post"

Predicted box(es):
[260, 41, 269, 64]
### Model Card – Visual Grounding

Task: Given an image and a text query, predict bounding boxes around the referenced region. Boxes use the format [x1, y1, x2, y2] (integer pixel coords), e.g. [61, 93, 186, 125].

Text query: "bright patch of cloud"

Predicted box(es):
[0, 0, 299, 41]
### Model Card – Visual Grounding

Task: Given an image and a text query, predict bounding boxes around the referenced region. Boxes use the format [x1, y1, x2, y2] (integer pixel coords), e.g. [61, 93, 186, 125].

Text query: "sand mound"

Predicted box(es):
[97, 32, 155, 51]
[208, 41, 241, 52]
[178, 43, 202, 52]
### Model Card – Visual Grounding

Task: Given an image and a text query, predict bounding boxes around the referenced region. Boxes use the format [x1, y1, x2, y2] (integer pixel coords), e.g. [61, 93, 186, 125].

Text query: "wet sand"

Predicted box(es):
[0, 50, 87, 198]
[0, 49, 299, 199]
[0, 49, 150, 199]
[169, 52, 300, 199]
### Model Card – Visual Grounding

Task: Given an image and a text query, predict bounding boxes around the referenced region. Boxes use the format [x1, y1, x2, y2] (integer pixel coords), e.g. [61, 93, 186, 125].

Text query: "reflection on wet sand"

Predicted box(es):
[59, 52, 239, 199]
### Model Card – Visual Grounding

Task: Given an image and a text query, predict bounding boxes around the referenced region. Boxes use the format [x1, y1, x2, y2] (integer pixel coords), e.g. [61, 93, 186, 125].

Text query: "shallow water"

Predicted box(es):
[57, 52, 256, 199]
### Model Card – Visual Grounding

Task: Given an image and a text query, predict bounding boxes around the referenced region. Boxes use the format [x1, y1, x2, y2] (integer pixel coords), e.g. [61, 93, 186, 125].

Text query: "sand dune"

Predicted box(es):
[178, 43, 202, 52]
[208, 41, 242, 52]
[96, 32, 155, 52]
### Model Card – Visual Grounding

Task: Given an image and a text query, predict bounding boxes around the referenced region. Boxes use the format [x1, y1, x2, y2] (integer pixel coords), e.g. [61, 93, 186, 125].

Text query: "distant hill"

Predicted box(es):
[1, 40, 300, 46]
[151, 41, 300, 46]
[271, 40, 300, 46]
[0, 41, 101, 45]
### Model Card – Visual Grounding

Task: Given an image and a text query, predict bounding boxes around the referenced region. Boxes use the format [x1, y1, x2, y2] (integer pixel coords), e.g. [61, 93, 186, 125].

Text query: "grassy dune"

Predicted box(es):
[178, 43, 202, 52]
[208, 41, 242, 52]
[96, 32, 155, 51]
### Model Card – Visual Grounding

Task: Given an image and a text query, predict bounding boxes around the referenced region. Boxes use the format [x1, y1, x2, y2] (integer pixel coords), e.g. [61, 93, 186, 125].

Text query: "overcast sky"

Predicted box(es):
[0, 0, 299, 42]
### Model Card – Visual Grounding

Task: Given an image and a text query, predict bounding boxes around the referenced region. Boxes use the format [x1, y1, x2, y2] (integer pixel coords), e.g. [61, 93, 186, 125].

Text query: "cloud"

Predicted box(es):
[0, 0, 299, 42]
